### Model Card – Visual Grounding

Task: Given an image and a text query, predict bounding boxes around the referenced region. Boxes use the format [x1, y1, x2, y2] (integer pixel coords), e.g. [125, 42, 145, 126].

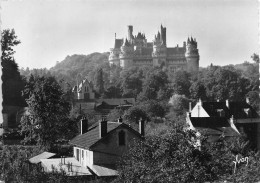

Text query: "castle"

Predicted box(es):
[109, 25, 199, 72]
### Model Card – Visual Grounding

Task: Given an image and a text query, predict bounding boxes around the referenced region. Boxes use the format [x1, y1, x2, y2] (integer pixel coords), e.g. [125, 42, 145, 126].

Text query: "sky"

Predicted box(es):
[1, 0, 259, 69]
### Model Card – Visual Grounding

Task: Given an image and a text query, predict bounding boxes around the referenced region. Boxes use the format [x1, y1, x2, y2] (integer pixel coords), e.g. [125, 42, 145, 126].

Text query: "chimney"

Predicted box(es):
[189, 102, 192, 113]
[198, 98, 202, 105]
[226, 99, 229, 108]
[99, 118, 107, 138]
[117, 116, 123, 123]
[139, 118, 145, 137]
[80, 117, 88, 135]
[246, 97, 250, 104]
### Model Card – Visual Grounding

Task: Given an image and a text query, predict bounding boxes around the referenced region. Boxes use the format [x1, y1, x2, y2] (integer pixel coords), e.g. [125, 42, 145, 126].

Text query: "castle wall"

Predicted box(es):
[109, 25, 199, 71]
[187, 56, 199, 72]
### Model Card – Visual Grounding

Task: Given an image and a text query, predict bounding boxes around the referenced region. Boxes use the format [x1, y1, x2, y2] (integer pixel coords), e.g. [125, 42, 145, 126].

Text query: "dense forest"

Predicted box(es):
[20, 51, 259, 113]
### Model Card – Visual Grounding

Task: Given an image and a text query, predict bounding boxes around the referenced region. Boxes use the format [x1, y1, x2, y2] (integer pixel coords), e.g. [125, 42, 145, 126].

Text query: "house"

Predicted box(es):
[28, 152, 92, 178]
[187, 99, 260, 150]
[95, 98, 135, 116]
[72, 78, 95, 101]
[69, 117, 145, 177]
[71, 78, 135, 117]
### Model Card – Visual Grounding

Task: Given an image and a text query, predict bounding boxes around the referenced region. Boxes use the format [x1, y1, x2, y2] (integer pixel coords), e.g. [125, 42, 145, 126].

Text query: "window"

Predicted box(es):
[76, 149, 79, 161]
[82, 150, 84, 159]
[118, 130, 126, 146]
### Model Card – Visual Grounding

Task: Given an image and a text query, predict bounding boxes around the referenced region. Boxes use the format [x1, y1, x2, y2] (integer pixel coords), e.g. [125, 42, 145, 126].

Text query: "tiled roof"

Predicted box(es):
[70, 121, 142, 149]
[88, 164, 118, 177]
[189, 117, 240, 141]
[40, 157, 92, 176]
[114, 39, 123, 49]
[29, 152, 56, 164]
[195, 127, 239, 138]
[202, 101, 259, 118]
[69, 122, 121, 149]
[96, 98, 135, 106]
[190, 117, 230, 128]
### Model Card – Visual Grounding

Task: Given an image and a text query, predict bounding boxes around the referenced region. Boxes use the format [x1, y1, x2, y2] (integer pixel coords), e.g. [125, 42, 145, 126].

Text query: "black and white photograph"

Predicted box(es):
[0, 0, 259, 182]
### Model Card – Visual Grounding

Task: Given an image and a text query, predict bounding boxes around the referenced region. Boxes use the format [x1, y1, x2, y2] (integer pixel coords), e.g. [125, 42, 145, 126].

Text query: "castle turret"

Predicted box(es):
[160, 24, 167, 46]
[119, 38, 134, 69]
[185, 37, 199, 72]
[152, 30, 167, 67]
[128, 25, 133, 43]
[109, 37, 123, 66]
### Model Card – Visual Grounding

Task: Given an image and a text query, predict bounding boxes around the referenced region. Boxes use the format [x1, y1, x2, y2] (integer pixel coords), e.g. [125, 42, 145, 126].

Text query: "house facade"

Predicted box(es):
[69, 117, 144, 176]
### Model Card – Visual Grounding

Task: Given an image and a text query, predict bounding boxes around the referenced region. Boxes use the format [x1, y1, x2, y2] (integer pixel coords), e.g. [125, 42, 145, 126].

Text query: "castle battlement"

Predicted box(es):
[109, 25, 199, 72]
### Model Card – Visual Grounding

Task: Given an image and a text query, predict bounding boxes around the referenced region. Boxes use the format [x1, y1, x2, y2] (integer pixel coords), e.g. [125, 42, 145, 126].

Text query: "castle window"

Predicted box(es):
[85, 86, 87, 92]
[118, 130, 126, 146]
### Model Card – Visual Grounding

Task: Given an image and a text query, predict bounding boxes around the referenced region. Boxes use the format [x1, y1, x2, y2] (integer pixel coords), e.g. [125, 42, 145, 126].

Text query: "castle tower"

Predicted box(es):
[185, 37, 199, 72]
[160, 24, 167, 46]
[128, 25, 133, 43]
[152, 31, 167, 67]
[119, 38, 134, 69]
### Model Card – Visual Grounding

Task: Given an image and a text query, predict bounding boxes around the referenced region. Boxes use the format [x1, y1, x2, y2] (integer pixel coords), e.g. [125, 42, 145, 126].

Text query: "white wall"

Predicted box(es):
[191, 103, 209, 117]
[73, 147, 93, 167]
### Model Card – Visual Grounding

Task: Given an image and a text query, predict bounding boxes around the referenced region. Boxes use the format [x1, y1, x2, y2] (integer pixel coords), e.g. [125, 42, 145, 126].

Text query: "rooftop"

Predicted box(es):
[29, 152, 56, 164]
[69, 121, 141, 149]
[201, 101, 259, 118]
[40, 157, 92, 176]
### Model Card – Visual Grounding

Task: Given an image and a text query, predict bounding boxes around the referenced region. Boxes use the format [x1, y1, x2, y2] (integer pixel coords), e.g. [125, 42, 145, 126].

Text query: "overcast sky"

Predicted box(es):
[2, 0, 259, 69]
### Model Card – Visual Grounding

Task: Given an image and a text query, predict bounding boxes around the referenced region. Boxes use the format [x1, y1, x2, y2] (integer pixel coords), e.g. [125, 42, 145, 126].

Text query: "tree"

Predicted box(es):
[94, 68, 105, 95]
[246, 91, 260, 113]
[120, 67, 144, 98]
[251, 53, 259, 63]
[123, 106, 149, 123]
[170, 70, 191, 97]
[189, 80, 207, 101]
[20, 76, 72, 149]
[1, 29, 26, 106]
[138, 100, 166, 118]
[168, 94, 190, 116]
[138, 68, 169, 101]
[116, 125, 225, 183]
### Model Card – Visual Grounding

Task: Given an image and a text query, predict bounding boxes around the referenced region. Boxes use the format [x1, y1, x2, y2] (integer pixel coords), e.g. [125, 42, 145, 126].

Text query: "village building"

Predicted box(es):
[186, 99, 260, 150]
[71, 78, 135, 117]
[109, 25, 199, 72]
[69, 117, 145, 177]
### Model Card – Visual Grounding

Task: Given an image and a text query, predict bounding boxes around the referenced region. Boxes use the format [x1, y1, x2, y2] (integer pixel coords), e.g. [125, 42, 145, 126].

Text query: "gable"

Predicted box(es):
[90, 125, 142, 154]
[69, 122, 142, 150]
[191, 103, 209, 117]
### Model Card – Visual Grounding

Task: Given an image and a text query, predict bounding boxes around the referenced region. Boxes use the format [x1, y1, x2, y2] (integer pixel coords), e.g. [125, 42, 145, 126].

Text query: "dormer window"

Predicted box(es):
[118, 130, 126, 146]
[217, 109, 225, 117]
